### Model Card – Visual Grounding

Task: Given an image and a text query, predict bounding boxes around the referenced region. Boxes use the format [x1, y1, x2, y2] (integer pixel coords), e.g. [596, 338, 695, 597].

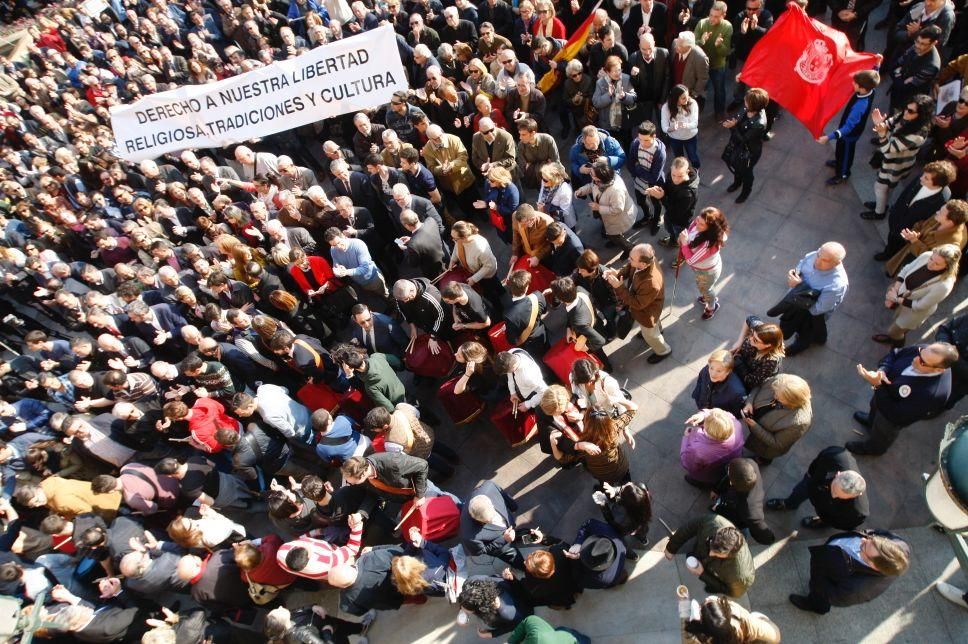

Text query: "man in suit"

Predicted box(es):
[124, 300, 187, 361]
[329, 159, 375, 214]
[351, 113, 387, 163]
[544, 222, 584, 277]
[665, 513, 756, 598]
[516, 119, 559, 189]
[504, 79, 548, 136]
[870, 164, 953, 258]
[790, 530, 910, 614]
[848, 342, 956, 456]
[670, 31, 709, 105]
[198, 337, 259, 393]
[728, 0, 773, 110]
[605, 243, 671, 363]
[157, 46, 189, 84]
[390, 183, 445, 237]
[275, 155, 319, 194]
[349, 303, 409, 369]
[363, 154, 408, 218]
[626, 32, 670, 130]
[711, 458, 775, 545]
[206, 272, 255, 310]
[503, 270, 550, 357]
[551, 276, 612, 371]
[767, 446, 869, 531]
[621, 0, 668, 52]
[460, 480, 524, 569]
[439, 6, 477, 47]
[398, 209, 448, 279]
[471, 118, 518, 181]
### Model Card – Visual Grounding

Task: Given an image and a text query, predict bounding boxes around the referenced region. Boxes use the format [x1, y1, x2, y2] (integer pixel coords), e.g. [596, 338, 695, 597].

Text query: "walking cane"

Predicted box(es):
[661, 251, 683, 322]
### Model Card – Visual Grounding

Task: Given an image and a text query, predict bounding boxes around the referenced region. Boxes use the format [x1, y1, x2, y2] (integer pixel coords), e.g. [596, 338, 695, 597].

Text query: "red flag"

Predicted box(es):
[738, 3, 880, 137]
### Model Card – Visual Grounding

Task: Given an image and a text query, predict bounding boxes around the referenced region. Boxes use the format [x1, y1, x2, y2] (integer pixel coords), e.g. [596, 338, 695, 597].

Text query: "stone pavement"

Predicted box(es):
[311, 14, 968, 642]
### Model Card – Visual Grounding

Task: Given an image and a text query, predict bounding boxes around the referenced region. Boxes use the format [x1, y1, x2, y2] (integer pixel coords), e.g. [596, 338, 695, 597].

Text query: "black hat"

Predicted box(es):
[580, 536, 618, 571]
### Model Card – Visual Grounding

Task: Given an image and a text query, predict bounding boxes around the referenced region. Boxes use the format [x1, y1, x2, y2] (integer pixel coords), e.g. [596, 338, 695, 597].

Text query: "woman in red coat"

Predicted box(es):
[288, 247, 341, 300]
[532, 0, 567, 40]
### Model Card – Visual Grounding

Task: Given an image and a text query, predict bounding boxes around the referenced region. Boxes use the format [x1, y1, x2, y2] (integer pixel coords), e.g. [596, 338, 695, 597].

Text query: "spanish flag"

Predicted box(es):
[536, 0, 603, 94]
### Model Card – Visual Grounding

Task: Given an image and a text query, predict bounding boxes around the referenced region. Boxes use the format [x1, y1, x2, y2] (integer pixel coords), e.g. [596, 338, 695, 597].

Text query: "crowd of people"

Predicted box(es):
[0, 0, 968, 642]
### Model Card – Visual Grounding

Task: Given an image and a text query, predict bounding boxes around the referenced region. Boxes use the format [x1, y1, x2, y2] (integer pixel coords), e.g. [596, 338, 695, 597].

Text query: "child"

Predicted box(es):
[818, 69, 881, 185]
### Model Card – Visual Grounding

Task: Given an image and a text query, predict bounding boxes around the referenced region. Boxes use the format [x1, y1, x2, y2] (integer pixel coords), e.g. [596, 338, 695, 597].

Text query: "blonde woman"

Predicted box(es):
[536, 162, 576, 228]
[464, 58, 499, 105]
[167, 505, 245, 551]
[390, 527, 452, 598]
[532, 0, 566, 39]
[537, 384, 588, 461]
[874, 244, 961, 347]
[449, 221, 504, 308]
[680, 407, 744, 487]
[691, 349, 747, 417]
[741, 374, 813, 463]
[475, 166, 519, 243]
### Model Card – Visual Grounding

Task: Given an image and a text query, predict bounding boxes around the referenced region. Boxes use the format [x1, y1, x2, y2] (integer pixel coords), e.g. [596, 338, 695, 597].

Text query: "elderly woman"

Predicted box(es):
[692, 349, 747, 417]
[731, 316, 784, 392]
[593, 55, 637, 150]
[474, 166, 519, 243]
[683, 594, 782, 644]
[472, 92, 508, 132]
[465, 58, 500, 104]
[561, 58, 595, 138]
[536, 162, 576, 229]
[886, 199, 968, 276]
[574, 159, 637, 255]
[874, 244, 961, 347]
[680, 407, 745, 487]
[741, 374, 813, 464]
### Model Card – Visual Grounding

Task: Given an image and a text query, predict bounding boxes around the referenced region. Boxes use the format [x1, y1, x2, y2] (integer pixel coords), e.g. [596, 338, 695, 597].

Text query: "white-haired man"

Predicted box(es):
[767, 446, 869, 530]
[779, 242, 849, 356]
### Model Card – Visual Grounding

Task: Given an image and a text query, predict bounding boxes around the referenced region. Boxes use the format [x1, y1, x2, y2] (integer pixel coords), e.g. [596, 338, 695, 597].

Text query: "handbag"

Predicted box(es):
[721, 138, 751, 174]
[766, 282, 821, 317]
[405, 334, 455, 378]
[614, 308, 635, 340]
[244, 571, 284, 605]
[489, 208, 507, 232]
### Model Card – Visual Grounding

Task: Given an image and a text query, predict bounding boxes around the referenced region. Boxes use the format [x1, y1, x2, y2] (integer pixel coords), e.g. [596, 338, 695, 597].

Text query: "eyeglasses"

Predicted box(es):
[480, 128, 494, 135]
[502, 60, 515, 65]
[537, 9, 549, 13]
[410, 21, 420, 25]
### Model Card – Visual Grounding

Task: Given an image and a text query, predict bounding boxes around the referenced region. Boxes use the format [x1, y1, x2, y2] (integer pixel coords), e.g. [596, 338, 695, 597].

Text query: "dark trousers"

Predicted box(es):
[780, 309, 828, 352]
[945, 359, 968, 409]
[855, 398, 906, 455]
[428, 440, 459, 480]
[834, 137, 858, 178]
[784, 475, 812, 509]
[636, 191, 663, 226]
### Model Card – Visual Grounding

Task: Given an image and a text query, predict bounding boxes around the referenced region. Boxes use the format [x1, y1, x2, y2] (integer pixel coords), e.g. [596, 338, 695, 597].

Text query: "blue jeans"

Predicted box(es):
[709, 67, 728, 115]
[669, 136, 700, 169]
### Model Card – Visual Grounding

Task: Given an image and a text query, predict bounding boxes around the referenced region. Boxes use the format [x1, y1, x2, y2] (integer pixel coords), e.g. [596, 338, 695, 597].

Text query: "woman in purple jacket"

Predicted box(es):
[679, 408, 745, 488]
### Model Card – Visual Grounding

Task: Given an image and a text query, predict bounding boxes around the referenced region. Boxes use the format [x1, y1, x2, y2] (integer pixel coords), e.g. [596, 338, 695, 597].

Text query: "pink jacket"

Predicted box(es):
[679, 417, 745, 483]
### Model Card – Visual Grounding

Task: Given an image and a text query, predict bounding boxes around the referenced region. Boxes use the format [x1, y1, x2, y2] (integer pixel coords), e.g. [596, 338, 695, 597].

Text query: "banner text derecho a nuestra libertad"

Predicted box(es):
[110, 25, 407, 162]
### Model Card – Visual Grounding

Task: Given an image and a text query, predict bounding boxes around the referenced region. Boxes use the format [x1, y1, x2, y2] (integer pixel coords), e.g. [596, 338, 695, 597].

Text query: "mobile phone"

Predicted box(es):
[520, 532, 541, 545]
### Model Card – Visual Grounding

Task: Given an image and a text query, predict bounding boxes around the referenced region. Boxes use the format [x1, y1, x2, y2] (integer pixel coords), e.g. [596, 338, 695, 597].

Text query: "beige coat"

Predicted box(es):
[892, 251, 957, 331]
[421, 133, 475, 194]
[744, 375, 813, 460]
[470, 128, 518, 179]
[577, 178, 636, 235]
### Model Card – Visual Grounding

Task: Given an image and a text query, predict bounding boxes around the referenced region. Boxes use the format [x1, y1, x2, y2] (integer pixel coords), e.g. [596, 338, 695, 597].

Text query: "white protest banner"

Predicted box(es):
[80, 0, 110, 17]
[109, 25, 406, 162]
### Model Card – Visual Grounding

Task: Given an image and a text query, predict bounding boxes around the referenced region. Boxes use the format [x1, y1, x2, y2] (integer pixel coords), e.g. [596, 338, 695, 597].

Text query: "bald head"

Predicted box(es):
[176, 554, 203, 581]
[327, 563, 358, 588]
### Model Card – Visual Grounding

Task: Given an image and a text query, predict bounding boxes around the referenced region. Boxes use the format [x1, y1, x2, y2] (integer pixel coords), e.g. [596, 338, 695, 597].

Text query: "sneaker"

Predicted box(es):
[935, 582, 968, 610]
[701, 302, 720, 320]
[361, 609, 378, 630]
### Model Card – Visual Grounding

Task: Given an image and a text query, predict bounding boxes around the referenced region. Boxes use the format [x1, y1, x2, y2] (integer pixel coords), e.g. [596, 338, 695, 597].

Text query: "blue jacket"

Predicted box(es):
[826, 90, 875, 142]
[485, 182, 520, 218]
[569, 129, 626, 188]
[315, 415, 364, 464]
[629, 136, 667, 186]
[1, 399, 52, 436]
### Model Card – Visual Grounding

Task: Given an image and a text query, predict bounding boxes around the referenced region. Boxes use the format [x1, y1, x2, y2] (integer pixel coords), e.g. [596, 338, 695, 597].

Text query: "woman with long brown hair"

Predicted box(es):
[551, 406, 635, 486]
[679, 206, 730, 320]
[267, 289, 329, 340]
[731, 317, 784, 392]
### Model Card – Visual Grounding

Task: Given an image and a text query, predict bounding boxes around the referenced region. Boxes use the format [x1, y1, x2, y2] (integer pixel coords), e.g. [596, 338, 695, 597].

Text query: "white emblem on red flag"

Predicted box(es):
[794, 39, 834, 84]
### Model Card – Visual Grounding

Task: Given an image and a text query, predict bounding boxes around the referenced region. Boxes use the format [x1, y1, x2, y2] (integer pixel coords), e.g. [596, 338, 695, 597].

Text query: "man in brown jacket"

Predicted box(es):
[508, 205, 554, 280]
[605, 243, 672, 363]
[471, 118, 518, 181]
[422, 124, 481, 219]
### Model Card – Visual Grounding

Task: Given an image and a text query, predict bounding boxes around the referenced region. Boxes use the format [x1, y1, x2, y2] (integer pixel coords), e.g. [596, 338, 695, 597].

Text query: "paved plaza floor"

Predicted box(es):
[302, 15, 968, 642]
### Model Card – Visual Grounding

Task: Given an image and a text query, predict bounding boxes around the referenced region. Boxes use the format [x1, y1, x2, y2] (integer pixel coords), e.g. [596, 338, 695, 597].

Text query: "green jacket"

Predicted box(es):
[509, 616, 579, 644]
[667, 513, 755, 598]
[359, 353, 406, 411]
[695, 19, 733, 70]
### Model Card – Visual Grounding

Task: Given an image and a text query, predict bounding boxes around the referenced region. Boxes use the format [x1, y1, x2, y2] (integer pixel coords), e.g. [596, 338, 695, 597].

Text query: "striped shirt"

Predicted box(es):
[633, 141, 659, 194]
[275, 522, 363, 581]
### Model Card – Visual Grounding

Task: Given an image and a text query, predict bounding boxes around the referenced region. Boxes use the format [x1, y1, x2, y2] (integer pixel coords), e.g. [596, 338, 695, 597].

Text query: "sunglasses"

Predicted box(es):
[480, 128, 494, 135]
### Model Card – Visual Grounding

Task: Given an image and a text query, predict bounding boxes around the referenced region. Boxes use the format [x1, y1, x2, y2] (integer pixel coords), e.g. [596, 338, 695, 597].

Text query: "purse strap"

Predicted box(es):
[518, 294, 540, 346]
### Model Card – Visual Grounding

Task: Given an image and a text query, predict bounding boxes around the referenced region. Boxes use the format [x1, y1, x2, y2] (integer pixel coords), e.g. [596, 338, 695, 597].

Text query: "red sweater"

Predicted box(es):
[242, 534, 297, 587]
[532, 17, 566, 40]
[188, 398, 239, 454]
[289, 256, 341, 296]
